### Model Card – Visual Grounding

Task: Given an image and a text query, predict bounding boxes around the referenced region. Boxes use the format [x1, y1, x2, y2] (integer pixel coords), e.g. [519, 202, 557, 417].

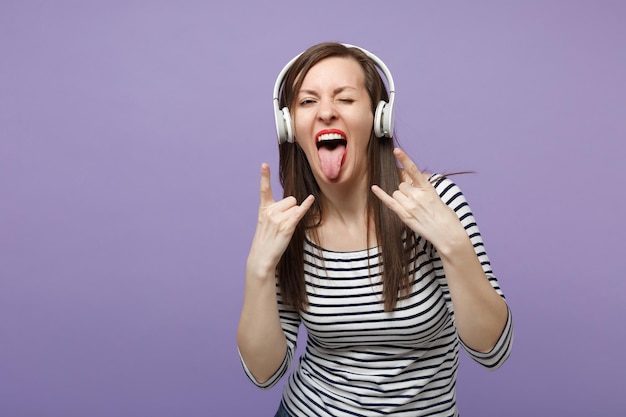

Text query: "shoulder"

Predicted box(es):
[427, 174, 468, 206]
[404, 170, 466, 200]
[424, 173, 455, 189]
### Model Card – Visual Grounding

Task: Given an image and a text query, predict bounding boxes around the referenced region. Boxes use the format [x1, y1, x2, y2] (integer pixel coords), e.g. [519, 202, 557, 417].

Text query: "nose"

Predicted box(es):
[317, 98, 338, 123]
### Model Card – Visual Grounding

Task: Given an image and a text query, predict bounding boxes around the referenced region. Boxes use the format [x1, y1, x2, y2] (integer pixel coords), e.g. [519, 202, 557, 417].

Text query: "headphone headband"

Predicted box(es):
[273, 43, 396, 144]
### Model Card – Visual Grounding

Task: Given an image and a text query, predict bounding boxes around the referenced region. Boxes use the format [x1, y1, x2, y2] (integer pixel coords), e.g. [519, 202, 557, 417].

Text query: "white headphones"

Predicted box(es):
[273, 43, 396, 144]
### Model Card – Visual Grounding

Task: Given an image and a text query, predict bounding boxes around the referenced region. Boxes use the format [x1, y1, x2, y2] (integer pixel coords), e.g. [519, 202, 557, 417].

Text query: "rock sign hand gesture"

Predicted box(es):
[371, 148, 467, 253]
[247, 163, 315, 276]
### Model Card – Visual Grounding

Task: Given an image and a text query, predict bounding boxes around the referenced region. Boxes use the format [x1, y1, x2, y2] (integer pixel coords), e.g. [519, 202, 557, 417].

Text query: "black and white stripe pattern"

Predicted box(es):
[241, 176, 513, 416]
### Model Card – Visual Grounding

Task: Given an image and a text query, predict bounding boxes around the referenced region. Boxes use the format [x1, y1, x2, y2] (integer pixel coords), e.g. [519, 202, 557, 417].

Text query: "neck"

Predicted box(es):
[318, 175, 369, 221]
[312, 176, 377, 251]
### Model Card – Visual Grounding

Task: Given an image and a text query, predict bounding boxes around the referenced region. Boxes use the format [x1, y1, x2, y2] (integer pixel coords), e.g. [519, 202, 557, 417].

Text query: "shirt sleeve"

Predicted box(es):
[239, 279, 302, 389]
[430, 175, 514, 370]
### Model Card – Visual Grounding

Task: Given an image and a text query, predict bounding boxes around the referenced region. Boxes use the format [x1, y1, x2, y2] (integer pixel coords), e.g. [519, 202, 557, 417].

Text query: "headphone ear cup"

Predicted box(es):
[282, 107, 293, 143]
[382, 100, 394, 138]
[275, 106, 294, 144]
[374, 100, 387, 138]
[374, 100, 394, 138]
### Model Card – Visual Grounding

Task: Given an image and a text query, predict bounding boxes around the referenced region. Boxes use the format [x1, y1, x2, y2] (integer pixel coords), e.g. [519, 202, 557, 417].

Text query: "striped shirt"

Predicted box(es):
[241, 177, 513, 416]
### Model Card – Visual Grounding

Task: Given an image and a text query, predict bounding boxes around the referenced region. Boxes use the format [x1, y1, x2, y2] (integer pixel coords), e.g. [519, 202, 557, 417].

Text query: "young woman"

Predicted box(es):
[237, 42, 513, 417]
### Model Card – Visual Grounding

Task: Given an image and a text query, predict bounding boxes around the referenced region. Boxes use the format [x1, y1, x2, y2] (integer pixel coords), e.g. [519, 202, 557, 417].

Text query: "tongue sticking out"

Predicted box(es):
[318, 144, 346, 180]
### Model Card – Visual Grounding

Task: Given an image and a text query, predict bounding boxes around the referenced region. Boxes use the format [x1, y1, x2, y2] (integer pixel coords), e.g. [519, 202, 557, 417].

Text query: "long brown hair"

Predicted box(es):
[276, 42, 415, 312]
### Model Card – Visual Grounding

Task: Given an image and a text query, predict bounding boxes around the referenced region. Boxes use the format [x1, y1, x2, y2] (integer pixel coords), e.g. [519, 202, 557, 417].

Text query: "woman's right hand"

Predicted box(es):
[247, 163, 314, 278]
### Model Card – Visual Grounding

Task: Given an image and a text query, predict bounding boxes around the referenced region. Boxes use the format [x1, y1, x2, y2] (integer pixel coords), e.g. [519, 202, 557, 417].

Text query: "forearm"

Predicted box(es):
[437, 231, 509, 353]
[237, 265, 288, 383]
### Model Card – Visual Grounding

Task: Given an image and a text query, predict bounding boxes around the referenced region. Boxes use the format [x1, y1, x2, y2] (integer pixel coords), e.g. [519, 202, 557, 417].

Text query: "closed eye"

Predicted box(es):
[298, 99, 316, 106]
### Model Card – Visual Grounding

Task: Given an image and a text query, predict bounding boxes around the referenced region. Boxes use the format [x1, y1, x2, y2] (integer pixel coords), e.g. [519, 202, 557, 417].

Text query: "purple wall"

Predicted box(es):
[1, 1, 624, 416]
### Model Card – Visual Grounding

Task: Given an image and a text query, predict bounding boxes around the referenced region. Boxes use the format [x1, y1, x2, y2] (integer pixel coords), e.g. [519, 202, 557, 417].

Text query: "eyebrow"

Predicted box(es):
[298, 86, 358, 96]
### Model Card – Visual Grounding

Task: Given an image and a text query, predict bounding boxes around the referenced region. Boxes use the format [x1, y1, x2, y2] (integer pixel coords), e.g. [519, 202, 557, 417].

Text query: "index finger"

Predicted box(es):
[259, 163, 275, 206]
[393, 148, 426, 186]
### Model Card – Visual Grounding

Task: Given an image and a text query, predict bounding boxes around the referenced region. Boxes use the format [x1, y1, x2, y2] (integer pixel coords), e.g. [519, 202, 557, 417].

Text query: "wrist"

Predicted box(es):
[434, 227, 472, 260]
[246, 255, 278, 282]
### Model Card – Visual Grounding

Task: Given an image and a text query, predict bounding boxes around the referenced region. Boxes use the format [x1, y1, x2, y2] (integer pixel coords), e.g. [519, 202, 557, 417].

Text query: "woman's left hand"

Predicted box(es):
[371, 148, 465, 251]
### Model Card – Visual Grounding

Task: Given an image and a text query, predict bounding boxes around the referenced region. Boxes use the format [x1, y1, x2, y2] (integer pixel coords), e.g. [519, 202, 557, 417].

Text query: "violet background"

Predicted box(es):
[1, 1, 625, 416]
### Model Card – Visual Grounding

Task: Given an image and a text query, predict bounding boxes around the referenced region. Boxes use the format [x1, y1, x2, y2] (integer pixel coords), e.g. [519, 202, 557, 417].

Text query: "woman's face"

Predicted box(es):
[292, 56, 374, 185]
